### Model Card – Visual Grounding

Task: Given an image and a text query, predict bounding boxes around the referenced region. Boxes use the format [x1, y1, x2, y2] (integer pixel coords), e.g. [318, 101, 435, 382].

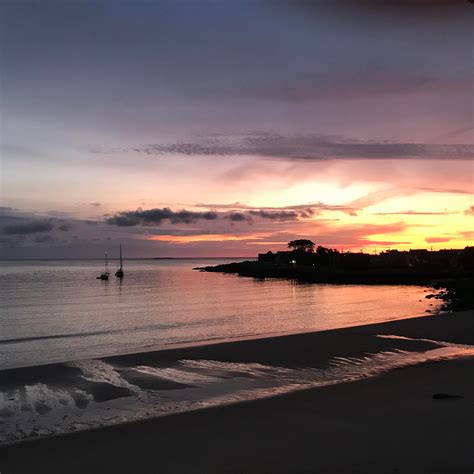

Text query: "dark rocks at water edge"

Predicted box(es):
[432, 393, 463, 399]
[428, 278, 474, 312]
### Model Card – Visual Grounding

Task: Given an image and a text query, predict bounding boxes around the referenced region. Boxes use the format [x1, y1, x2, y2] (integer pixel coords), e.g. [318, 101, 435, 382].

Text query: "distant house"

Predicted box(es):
[408, 249, 430, 266]
[341, 252, 371, 269]
[276, 251, 296, 265]
[257, 250, 318, 266]
[376, 250, 409, 268]
[258, 251, 275, 264]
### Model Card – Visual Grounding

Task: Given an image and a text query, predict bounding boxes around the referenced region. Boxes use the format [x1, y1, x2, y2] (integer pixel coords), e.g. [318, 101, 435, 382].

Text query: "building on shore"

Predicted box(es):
[258, 247, 472, 271]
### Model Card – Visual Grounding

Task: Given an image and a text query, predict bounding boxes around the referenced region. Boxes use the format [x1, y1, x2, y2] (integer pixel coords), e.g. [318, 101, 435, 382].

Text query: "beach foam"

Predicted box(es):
[1, 332, 473, 445]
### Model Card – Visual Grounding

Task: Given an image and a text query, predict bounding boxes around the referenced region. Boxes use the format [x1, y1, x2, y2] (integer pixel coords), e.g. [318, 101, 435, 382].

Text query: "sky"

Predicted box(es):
[0, 0, 473, 258]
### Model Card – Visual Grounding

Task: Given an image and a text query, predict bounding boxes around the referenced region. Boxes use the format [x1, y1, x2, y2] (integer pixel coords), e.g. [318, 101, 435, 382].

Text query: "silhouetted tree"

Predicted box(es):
[288, 239, 315, 252]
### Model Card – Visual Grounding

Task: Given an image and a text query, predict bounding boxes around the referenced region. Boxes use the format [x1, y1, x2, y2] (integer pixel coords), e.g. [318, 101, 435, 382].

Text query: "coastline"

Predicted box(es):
[0, 309, 473, 473]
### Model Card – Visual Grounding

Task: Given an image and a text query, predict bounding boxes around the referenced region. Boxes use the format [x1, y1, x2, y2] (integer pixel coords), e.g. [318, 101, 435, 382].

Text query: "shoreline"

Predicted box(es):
[1, 356, 472, 473]
[0, 310, 473, 472]
[0, 305, 458, 375]
[0, 293, 442, 373]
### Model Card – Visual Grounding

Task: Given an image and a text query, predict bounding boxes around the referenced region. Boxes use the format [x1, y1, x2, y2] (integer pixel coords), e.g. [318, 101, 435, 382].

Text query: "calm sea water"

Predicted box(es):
[0, 259, 438, 371]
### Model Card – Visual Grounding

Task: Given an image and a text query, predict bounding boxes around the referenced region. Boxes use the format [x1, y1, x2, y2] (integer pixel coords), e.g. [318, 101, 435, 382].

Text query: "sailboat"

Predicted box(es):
[97, 252, 110, 280]
[115, 244, 124, 278]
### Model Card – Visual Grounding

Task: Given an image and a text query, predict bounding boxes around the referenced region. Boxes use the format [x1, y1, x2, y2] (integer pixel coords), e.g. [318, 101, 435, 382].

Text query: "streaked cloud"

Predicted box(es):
[425, 237, 452, 243]
[195, 201, 346, 213]
[417, 187, 473, 195]
[374, 211, 455, 216]
[90, 133, 474, 161]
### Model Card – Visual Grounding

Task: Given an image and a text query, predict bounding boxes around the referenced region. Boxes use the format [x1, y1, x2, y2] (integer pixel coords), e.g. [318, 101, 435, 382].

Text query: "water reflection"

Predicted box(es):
[0, 259, 440, 370]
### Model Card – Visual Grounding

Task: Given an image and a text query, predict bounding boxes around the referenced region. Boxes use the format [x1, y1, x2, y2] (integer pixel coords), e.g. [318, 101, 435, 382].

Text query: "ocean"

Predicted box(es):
[1, 258, 455, 445]
[0, 258, 437, 370]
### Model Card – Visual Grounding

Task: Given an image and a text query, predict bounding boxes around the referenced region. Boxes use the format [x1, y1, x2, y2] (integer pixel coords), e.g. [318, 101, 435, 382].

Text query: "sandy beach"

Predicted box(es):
[1, 310, 473, 473]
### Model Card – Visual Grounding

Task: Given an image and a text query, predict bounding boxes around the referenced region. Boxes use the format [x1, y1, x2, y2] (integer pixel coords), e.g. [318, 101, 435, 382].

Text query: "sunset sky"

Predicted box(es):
[1, 0, 473, 258]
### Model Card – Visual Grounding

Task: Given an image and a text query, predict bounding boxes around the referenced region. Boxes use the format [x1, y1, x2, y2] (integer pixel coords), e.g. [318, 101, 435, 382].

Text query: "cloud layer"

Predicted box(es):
[91, 133, 474, 162]
[106, 206, 313, 227]
[106, 208, 219, 227]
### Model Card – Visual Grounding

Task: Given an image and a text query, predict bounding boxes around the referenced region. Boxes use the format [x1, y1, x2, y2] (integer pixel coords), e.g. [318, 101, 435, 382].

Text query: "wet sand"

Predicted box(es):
[1, 310, 473, 473]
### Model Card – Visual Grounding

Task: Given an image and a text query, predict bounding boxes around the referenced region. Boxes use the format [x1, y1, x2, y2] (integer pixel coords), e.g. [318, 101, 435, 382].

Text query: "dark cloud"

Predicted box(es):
[95, 133, 474, 162]
[226, 212, 251, 222]
[106, 207, 219, 227]
[106, 205, 317, 228]
[3, 219, 54, 235]
[58, 224, 72, 231]
[248, 210, 299, 221]
[106, 215, 140, 227]
[299, 209, 316, 219]
[223, 209, 305, 223]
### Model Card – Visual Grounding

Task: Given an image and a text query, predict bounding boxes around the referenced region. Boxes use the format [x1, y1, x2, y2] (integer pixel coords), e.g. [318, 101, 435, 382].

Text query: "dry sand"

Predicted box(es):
[1, 310, 473, 473]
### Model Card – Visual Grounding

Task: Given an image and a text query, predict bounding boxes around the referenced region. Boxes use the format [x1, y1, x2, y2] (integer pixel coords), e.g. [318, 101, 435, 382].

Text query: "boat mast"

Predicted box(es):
[105, 252, 109, 273]
[119, 244, 123, 269]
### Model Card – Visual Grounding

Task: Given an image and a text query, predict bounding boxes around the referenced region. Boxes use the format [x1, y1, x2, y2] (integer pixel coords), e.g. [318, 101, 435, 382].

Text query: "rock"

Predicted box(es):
[432, 392, 463, 399]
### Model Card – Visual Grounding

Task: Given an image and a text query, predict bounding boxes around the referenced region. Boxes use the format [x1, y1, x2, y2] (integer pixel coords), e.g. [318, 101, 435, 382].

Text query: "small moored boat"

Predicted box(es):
[97, 252, 110, 280]
[115, 244, 124, 278]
